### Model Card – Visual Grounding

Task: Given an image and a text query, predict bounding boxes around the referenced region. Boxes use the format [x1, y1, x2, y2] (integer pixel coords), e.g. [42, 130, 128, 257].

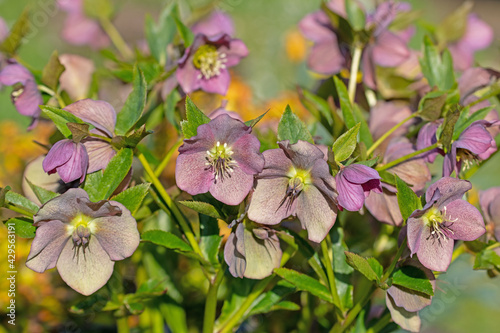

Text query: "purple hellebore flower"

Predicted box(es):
[175, 114, 264, 206]
[449, 14, 494, 72]
[407, 177, 485, 272]
[26, 188, 140, 296]
[208, 100, 243, 121]
[65, 99, 118, 174]
[479, 187, 500, 242]
[247, 140, 338, 243]
[43, 139, 89, 183]
[191, 10, 234, 37]
[224, 223, 282, 279]
[176, 34, 248, 95]
[59, 54, 95, 101]
[416, 120, 441, 164]
[58, 0, 110, 49]
[336, 164, 382, 212]
[0, 62, 43, 129]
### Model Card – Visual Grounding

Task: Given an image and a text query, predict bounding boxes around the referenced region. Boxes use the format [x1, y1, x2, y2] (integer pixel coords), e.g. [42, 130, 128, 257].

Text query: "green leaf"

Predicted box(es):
[332, 122, 360, 162]
[454, 106, 492, 140]
[417, 91, 447, 121]
[331, 227, 354, 310]
[145, 4, 176, 65]
[420, 37, 455, 91]
[345, 0, 365, 31]
[199, 215, 222, 268]
[70, 294, 108, 315]
[344, 252, 381, 283]
[277, 105, 314, 144]
[0, 7, 30, 55]
[334, 76, 356, 129]
[4, 217, 35, 238]
[366, 258, 383, 278]
[173, 6, 194, 47]
[41, 51, 66, 91]
[40, 105, 85, 138]
[4, 191, 39, 214]
[244, 110, 269, 128]
[392, 265, 434, 296]
[141, 230, 193, 253]
[436, 1, 472, 44]
[0, 186, 11, 207]
[178, 201, 222, 220]
[181, 96, 211, 139]
[474, 247, 500, 271]
[83, 171, 104, 202]
[352, 104, 373, 147]
[94, 148, 134, 201]
[83, 0, 113, 19]
[395, 174, 422, 222]
[438, 107, 460, 153]
[112, 183, 150, 215]
[274, 268, 334, 303]
[115, 66, 147, 135]
[25, 179, 59, 205]
[248, 281, 297, 316]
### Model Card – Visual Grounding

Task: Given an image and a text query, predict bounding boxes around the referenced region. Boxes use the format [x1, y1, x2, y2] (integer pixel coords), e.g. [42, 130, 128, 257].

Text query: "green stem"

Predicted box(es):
[321, 236, 344, 317]
[367, 312, 392, 333]
[138, 153, 204, 259]
[154, 139, 183, 177]
[468, 86, 500, 108]
[376, 143, 439, 171]
[6, 204, 35, 217]
[348, 45, 363, 103]
[367, 113, 418, 156]
[330, 285, 376, 333]
[37, 85, 66, 108]
[88, 132, 113, 143]
[116, 316, 130, 333]
[203, 268, 225, 333]
[381, 238, 407, 283]
[99, 18, 133, 59]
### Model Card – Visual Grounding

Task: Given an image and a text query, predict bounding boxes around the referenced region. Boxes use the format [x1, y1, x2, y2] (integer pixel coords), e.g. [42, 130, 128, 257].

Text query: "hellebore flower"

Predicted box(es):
[43, 139, 89, 183]
[0, 62, 43, 129]
[407, 177, 485, 272]
[416, 120, 441, 164]
[247, 140, 338, 243]
[208, 100, 243, 121]
[224, 223, 282, 279]
[449, 14, 494, 72]
[65, 99, 117, 174]
[336, 164, 382, 212]
[58, 0, 110, 49]
[365, 138, 430, 226]
[479, 187, 500, 242]
[191, 10, 234, 37]
[176, 34, 248, 95]
[176, 114, 264, 206]
[59, 54, 95, 101]
[26, 188, 140, 296]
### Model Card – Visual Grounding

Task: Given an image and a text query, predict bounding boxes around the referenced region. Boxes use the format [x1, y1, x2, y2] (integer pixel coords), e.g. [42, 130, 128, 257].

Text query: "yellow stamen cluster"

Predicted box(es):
[205, 141, 237, 182]
[192, 44, 227, 80]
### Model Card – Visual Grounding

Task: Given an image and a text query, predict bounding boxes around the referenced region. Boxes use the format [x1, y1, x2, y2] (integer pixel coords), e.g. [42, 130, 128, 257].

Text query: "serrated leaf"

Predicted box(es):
[277, 105, 314, 144]
[112, 183, 150, 215]
[41, 51, 65, 91]
[274, 268, 334, 303]
[94, 148, 133, 201]
[181, 96, 211, 139]
[395, 174, 422, 222]
[115, 66, 147, 135]
[417, 91, 447, 121]
[366, 258, 383, 278]
[392, 265, 434, 296]
[334, 76, 356, 129]
[141, 230, 193, 253]
[439, 108, 460, 153]
[331, 227, 354, 310]
[0, 7, 30, 55]
[25, 179, 59, 205]
[4, 217, 35, 238]
[83, 171, 103, 202]
[40, 105, 85, 138]
[332, 122, 360, 162]
[4, 191, 39, 214]
[178, 200, 222, 220]
[244, 110, 268, 128]
[345, 0, 365, 31]
[344, 252, 381, 283]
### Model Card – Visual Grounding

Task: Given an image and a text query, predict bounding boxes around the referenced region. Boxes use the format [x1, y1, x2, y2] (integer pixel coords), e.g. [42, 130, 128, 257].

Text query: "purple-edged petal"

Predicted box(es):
[336, 174, 365, 211]
[43, 140, 76, 174]
[55, 143, 88, 183]
[310, 159, 337, 201]
[387, 285, 432, 312]
[64, 99, 117, 137]
[416, 121, 441, 163]
[365, 188, 403, 226]
[175, 151, 215, 196]
[231, 134, 265, 175]
[479, 187, 500, 226]
[13, 80, 43, 117]
[369, 102, 413, 144]
[26, 220, 70, 272]
[386, 293, 421, 333]
[209, 166, 254, 205]
[92, 201, 140, 261]
[342, 164, 381, 184]
[83, 139, 116, 173]
[426, 177, 471, 209]
[296, 184, 337, 242]
[243, 227, 282, 279]
[248, 177, 296, 225]
[406, 215, 424, 257]
[220, 39, 249, 67]
[34, 188, 89, 223]
[444, 200, 485, 241]
[209, 114, 251, 146]
[259, 148, 294, 178]
[62, 13, 110, 49]
[362, 48, 376, 89]
[199, 69, 231, 95]
[455, 121, 494, 155]
[299, 11, 334, 42]
[176, 59, 201, 94]
[178, 122, 216, 154]
[0, 63, 33, 85]
[56, 237, 114, 295]
[191, 11, 235, 37]
[307, 40, 344, 75]
[59, 54, 95, 101]
[416, 224, 454, 272]
[372, 31, 410, 67]
[458, 67, 493, 102]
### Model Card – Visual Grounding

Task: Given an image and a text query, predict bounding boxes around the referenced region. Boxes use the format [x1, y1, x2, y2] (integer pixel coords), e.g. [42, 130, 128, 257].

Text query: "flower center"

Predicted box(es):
[11, 83, 24, 104]
[68, 214, 95, 250]
[422, 206, 457, 244]
[278, 168, 311, 212]
[205, 141, 237, 183]
[457, 149, 479, 171]
[192, 44, 227, 80]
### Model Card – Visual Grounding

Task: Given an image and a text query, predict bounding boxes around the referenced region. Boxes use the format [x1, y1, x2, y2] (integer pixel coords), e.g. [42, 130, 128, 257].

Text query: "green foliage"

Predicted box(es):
[420, 36, 455, 91]
[172, 5, 194, 47]
[331, 227, 354, 310]
[345, 0, 365, 31]
[199, 214, 222, 268]
[344, 252, 383, 283]
[332, 122, 360, 162]
[83, 0, 114, 19]
[145, 4, 177, 65]
[274, 268, 334, 303]
[4, 217, 35, 238]
[248, 281, 298, 316]
[0, 7, 30, 55]
[4, 191, 39, 214]
[245, 110, 269, 128]
[40, 105, 85, 139]
[418, 91, 447, 121]
[391, 265, 434, 296]
[41, 51, 65, 91]
[395, 174, 422, 222]
[141, 230, 193, 253]
[277, 105, 314, 144]
[115, 66, 147, 135]
[438, 107, 460, 153]
[181, 96, 211, 138]
[25, 179, 58, 204]
[436, 1, 472, 44]
[112, 183, 151, 215]
[474, 247, 500, 271]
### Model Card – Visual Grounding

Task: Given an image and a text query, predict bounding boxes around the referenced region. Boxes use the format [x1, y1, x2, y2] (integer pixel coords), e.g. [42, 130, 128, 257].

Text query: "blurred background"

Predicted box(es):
[0, 0, 499, 332]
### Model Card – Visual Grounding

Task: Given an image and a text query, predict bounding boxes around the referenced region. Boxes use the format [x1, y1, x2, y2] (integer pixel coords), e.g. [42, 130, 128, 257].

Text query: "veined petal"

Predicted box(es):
[26, 220, 70, 272]
[191, 11, 235, 37]
[175, 150, 214, 196]
[231, 134, 265, 175]
[55, 142, 88, 183]
[426, 177, 471, 209]
[209, 114, 251, 145]
[365, 189, 403, 226]
[336, 174, 365, 211]
[224, 223, 246, 278]
[342, 164, 381, 184]
[444, 200, 485, 241]
[243, 227, 282, 279]
[372, 31, 410, 67]
[199, 69, 231, 95]
[387, 285, 432, 312]
[83, 139, 116, 173]
[416, 226, 454, 272]
[64, 99, 116, 137]
[307, 40, 344, 75]
[386, 293, 421, 333]
[279, 140, 324, 170]
[34, 188, 89, 223]
[43, 140, 76, 175]
[209, 166, 254, 206]
[258, 148, 293, 179]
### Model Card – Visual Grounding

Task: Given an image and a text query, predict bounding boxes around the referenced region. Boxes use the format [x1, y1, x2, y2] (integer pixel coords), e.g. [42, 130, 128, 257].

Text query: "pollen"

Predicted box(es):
[205, 141, 237, 182]
[192, 44, 227, 80]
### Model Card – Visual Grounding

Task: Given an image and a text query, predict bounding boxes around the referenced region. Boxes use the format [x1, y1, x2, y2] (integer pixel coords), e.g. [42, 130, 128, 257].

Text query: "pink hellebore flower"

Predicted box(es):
[26, 188, 140, 296]
[247, 140, 338, 243]
[176, 34, 248, 95]
[43, 140, 89, 183]
[208, 100, 243, 121]
[59, 54, 95, 101]
[175, 114, 264, 206]
[407, 177, 485, 272]
[191, 10, 234, 37]
[336, 164, 382, 212]
[479, 187, 500, 242]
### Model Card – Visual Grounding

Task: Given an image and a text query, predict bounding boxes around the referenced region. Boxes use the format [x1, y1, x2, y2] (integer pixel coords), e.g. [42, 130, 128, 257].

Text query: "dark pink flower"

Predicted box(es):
[247, 140, 338, 243]
[416, 120, 442, 164]
[43, 139, 89, 183]
[26, 188, 140, 295]
[407, 177, 485, 272]
[336, 164, 382, 211]
[479, 187, 500, 241]
[176, 34, 248, 95]
[208, 100, 242, 121]
[191, 10, 234, 37]
[175, 114, 264, 205]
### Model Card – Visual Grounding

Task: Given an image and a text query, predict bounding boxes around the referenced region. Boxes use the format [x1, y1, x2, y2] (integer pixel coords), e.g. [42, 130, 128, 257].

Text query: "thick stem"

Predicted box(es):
[99, 18, 134, 60]
[321, 237, 344, 317]
[348, 45, 363, 103]
[366, 113, 418, 156]
[37, 85, 66, 108]
[154, 139, 183, 177]
[6, 204, 35, 217]
[376, 143, 439, 171]
[203, 268, 225, 333]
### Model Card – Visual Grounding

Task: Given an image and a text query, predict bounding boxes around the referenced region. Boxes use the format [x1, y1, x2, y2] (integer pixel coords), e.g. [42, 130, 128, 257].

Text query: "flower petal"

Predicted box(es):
[479, 187, 500, 226]
[43, 140, 76, 175]
[365, 188, 403, 226]
[279, 140, 324, 170]
[444, 200, 485, 241]
[426, 177, 472, 209]
[231, 134, 265, 175]
[55, 142, 88, 183]
[199, 69, 231, 95]
[416, 225, 454, 272]
[342, 164, 381, 184]
[191, 11, 235, 37]
[175, 150, 214, 196]
[34, 188, 89, 223]
[336, 173, 365, 211]
[59, 54, 95, 101]
[176, 59, 201, 94]
[224, 223, 246, 278]
[259, 148, 294, 178]
[0, 63, 33, 85]
[64, 99, 116, 137]
[299, 11, 334, 42]
[221, 39, 249, 67]
[307, 40, 344, 75]
[209, 114, 251, 145]
[372, 31, 410, 67]
[26, 220, 70, 272]
[83, 139, 116, 173]
[387, 285, 432, 312]
[209, 165, 254, 205]
[386, 293, 421, 333]
[243, 227, 282, 279]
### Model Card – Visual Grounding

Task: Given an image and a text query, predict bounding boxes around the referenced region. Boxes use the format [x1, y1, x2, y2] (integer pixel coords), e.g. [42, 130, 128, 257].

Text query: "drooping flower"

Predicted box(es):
[336, 164, 382, 212]
[416, 120, 442, 163]
[176, 114, 264, 206]
[247, 140, 338, 243]
[26, 188, 140, 295]
[57, 0, 110, 49]
[43, 139, 89, 183]
[224, 222, 282, 279]
[176, 34, 248, 95]
[479, 187, 500, 242]
[407, 177, 485, 272]
[0, 62, 43, 129]
[59, 54, 95, 101]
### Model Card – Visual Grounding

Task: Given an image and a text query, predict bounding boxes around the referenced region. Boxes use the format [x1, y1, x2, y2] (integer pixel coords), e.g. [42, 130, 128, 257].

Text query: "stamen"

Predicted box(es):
[192, 45, 228, 80]
[205, 142, 238, 183]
